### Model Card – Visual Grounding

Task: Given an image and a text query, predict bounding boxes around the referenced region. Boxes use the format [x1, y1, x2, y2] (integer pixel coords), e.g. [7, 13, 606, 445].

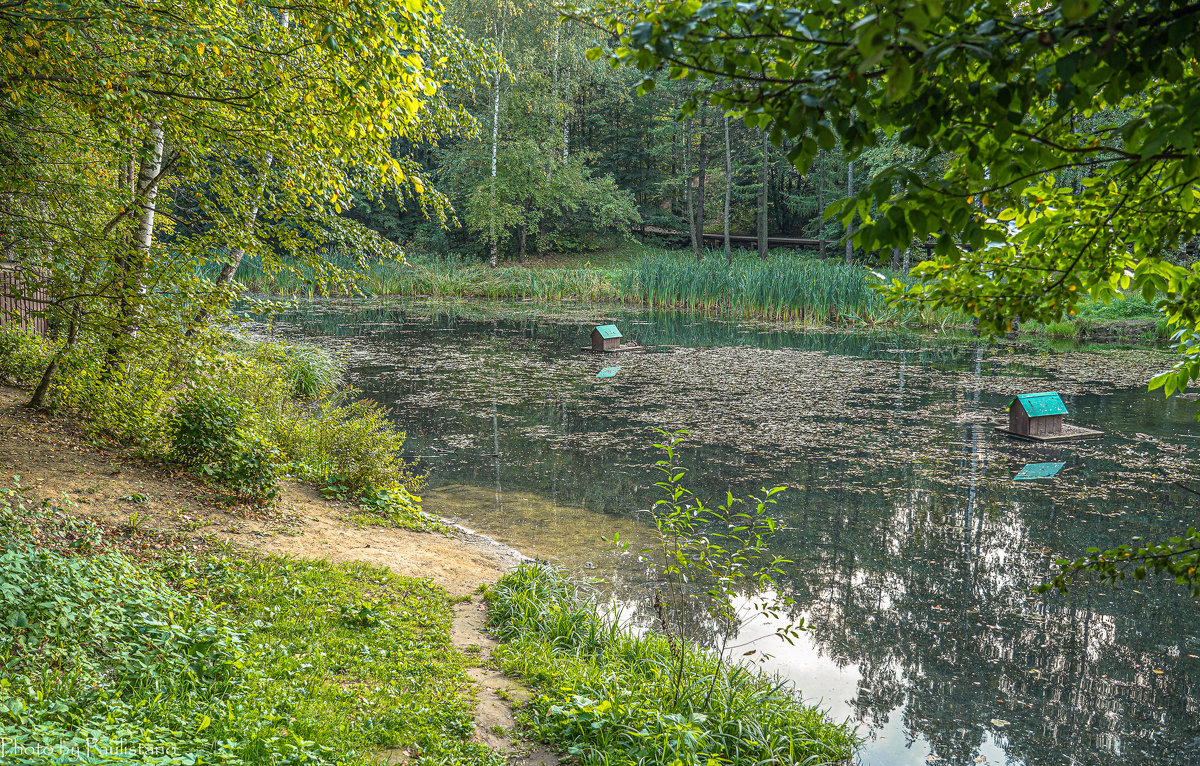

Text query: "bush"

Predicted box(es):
[170, 385, 244, 466]
[171, 385, 280, 505]
[1077, 293, 1161, 320]
[234, 339, 343, 398]
[206, 432, 280, 505]
[52, 348, 177, 449]
[270, 394, 423, 494]
[0, 326, 50, 386]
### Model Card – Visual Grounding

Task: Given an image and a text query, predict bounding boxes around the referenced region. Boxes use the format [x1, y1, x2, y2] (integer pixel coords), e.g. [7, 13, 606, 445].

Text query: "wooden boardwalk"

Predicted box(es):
[644, 227, 942, 255]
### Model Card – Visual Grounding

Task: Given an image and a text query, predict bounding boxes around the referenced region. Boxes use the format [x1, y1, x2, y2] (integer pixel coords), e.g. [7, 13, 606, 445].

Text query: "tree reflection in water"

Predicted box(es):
[262, 301, 1200, 766]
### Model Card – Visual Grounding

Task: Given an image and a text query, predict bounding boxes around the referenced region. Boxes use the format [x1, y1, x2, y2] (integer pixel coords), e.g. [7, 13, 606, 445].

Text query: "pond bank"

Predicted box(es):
[0, 385, 559, 766]
[0, 385, 856, 766]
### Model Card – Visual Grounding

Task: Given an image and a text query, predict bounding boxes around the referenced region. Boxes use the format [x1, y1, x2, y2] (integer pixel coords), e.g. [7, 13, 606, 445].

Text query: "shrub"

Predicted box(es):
[170, 384, 244, 466]
[51, 348, 177, 450]
[171, 384, 280, 505]
[0, 326, 50, 386]
[270, 394, 424, 493]
[206, 432, 280, 505]
[235, 339, 343, 398]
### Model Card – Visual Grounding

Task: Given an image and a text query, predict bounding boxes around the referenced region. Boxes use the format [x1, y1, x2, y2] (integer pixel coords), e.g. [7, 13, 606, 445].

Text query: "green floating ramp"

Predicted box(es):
[1013, 462, 1065, 480]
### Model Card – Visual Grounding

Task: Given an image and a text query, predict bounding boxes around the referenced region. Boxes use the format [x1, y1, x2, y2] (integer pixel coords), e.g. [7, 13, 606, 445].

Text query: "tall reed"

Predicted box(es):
[196, 247, 920, 325]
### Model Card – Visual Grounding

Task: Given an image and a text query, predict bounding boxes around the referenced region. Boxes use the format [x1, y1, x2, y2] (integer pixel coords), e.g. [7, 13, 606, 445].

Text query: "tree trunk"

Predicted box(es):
[844, 159, 854, 265]
[561, 22, 570, 166]
[29, 305, 78, 408]
[817, 151, 826, 259]
[111, 119, 164, 364]
[549, 23, 560, 180]
[695, 106, 707, 262]
[488, 7, 507, 268]
[518, 223, 527, 263]
[723, 115, 732, 266]
[758, 131, 768, 259]
[684, 117, 698, 259]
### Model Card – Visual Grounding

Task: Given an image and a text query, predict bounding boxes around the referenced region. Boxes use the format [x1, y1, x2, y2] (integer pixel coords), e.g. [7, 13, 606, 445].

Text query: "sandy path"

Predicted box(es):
[0, 386, 558, 765]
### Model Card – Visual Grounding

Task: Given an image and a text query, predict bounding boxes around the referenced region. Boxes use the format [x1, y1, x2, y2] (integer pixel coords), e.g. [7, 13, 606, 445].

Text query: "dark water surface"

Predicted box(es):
[257, 300, 1200, 766]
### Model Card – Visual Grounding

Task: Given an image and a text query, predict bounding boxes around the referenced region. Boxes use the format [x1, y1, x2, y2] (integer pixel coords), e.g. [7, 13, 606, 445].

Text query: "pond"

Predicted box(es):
[254, 299, 1200, 766]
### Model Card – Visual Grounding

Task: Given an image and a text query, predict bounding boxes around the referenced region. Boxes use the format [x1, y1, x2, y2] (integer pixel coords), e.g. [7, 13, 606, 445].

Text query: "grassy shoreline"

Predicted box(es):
[0, 486, 499, 766]
[486, 563, 858, 766]
[206, 245, 1170, 338]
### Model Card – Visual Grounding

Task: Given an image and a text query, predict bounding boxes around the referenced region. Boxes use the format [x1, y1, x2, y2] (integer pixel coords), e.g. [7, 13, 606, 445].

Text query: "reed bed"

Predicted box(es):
[196, 247, 937, 325]
[618, 250, 892, 323]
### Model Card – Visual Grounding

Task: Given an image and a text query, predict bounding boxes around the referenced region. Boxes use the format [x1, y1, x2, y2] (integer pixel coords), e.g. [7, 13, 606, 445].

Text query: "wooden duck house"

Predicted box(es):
[591, 324, 622, 352]
[996, 391, 1104, 442]
[1010, 392, 1066, 437]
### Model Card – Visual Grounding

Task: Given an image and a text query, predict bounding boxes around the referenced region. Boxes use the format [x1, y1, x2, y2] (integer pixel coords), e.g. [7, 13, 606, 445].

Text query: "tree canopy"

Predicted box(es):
[582, 0, 1200, 393]
[1, 0, 482, 395]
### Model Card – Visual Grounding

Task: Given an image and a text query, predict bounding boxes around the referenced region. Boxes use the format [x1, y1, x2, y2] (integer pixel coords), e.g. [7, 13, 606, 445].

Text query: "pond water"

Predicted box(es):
[256, 300, 1200, 766]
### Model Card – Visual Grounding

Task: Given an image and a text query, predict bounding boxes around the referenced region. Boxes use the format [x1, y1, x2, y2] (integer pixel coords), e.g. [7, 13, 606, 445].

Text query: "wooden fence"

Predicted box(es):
[0, 261, 48, 335]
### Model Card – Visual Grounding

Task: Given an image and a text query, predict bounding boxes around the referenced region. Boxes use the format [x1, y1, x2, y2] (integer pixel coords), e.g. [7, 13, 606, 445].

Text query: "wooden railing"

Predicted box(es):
[0, 262, 48, 335]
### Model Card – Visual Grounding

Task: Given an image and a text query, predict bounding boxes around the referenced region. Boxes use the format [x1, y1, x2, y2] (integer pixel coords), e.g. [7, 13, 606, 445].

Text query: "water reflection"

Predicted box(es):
[254, 300, 1200, 766]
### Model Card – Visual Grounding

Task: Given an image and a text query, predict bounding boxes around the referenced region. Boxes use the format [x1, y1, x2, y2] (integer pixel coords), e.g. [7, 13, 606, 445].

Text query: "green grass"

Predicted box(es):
[0, 486, 498, 766]
[1076, 293, 1162, 321]
[617, 249, 898, 322]
[486, 563, 857, 766]
[198, 245, 1173, 333]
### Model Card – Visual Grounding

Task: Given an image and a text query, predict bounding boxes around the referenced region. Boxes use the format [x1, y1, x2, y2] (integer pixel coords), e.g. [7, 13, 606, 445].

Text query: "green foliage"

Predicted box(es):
[171, 385, 247, 467]
[52, 346, 180, 449]
[1038, 528, 1200, 598]
[487, 563, 856, 766]
[611, 430, 803, 700]
[40, 334, 426, 518]
[170, 385, 280, 505]
[343, 484, 448, 533]
[587, 0, 1200, 393]
[222, 245, 949, 325]
[0, 327, 50, 386]
[0, 487, 500, 765]
[269, 395, 421, 494]
[1077, 294, 1162, 321]
[621, 249, 894, 322]
[233, 340, 344, 399]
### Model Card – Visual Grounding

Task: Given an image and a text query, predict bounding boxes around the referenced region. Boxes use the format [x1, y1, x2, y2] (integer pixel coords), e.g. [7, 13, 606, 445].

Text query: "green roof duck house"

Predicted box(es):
[997, 391, 1103, 441]
[591, 324, 622, 352]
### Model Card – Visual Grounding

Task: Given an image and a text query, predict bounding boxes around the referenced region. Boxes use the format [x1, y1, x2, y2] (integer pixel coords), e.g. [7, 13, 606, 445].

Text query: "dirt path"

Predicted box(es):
[0, 386, 558, 765]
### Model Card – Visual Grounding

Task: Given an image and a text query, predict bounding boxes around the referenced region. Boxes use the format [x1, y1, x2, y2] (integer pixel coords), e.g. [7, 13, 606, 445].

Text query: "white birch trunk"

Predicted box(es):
[845, 159, 854, 265]
[723, 115, 731, 265]
[488, 10, 506, 268]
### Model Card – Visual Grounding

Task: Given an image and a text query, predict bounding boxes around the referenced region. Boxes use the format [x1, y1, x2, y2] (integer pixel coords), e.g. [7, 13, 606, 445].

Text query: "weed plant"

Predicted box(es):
[484, 432, 856, 766]
[0, 487, 497, 765]
[487, 563, 856, 766]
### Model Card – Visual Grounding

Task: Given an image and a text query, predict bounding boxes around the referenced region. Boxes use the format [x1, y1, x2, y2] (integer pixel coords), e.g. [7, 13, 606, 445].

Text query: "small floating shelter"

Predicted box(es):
[996, 391, 1104, 442]
[591, 324, 623, 352]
